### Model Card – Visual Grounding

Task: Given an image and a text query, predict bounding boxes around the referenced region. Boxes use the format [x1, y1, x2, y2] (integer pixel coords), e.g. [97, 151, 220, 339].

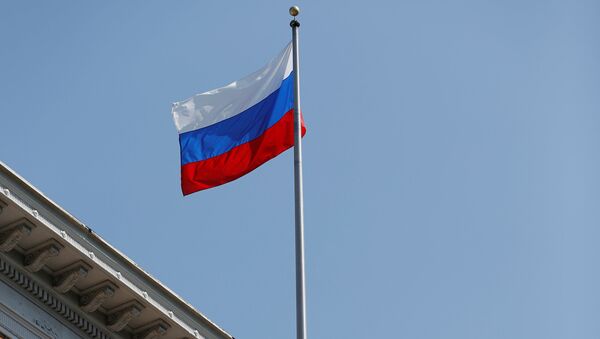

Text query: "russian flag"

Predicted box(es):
[172, 43, 306, 195]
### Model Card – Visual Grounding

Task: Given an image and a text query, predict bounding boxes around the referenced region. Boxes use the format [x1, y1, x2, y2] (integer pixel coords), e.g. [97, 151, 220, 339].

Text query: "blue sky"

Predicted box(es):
[1, 1, 600, 338]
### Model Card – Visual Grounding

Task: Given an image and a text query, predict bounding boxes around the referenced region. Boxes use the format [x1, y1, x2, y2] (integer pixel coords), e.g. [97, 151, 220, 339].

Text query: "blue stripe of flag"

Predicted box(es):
[179, 72, 295, 166]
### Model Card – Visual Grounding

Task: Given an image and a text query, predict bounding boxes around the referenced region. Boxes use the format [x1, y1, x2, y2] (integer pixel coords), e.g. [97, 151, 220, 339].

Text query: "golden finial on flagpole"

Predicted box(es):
[289, 5, 300, 17]
[289, 6, 300, 27]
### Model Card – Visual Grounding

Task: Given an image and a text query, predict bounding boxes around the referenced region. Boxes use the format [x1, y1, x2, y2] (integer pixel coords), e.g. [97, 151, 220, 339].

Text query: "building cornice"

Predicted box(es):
[0, 253, 112, 339]
[0, 162, 232, 339]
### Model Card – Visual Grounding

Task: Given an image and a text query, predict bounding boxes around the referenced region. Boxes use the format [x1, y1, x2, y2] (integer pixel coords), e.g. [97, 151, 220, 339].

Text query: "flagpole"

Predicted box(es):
[290, 5, 307, 339]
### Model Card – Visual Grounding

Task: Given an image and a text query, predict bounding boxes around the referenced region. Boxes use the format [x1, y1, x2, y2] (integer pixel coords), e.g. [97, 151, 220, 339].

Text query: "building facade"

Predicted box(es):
[0, 162, 232, 339]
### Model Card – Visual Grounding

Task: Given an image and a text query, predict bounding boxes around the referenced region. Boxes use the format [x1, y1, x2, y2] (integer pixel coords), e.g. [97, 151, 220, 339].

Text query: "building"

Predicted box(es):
[0, 162, 232, 339]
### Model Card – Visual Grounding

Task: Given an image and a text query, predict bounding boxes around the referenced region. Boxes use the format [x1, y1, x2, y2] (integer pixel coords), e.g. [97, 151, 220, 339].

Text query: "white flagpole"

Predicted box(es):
[289, 6, 307, 339]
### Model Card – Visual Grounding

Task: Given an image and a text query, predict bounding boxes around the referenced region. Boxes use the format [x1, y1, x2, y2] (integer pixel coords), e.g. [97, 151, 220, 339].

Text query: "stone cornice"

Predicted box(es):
[0, 162, 232, 339]
[0, 254, 112, 339]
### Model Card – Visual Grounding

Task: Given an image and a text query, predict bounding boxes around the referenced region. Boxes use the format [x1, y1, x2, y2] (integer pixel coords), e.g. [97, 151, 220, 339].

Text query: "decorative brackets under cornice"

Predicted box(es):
[106, 300, 145, 332]
[133, 319, 170, 339]
[0, 218, 35, 252]
[23, 238, 63, 272]
[52, 260, 93, 293]
[80, 280, 118, 313]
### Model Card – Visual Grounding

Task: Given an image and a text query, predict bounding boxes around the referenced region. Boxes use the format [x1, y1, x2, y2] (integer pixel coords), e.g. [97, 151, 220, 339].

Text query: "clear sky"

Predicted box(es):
[1, 1, 599, 338]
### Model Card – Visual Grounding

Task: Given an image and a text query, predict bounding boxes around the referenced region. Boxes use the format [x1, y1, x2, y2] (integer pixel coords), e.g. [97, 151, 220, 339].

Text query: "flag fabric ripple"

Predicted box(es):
[172, 42, 306, 195]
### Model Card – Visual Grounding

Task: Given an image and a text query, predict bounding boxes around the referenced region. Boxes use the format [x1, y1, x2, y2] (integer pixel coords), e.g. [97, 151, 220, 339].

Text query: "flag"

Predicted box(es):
[172, 42, 306, 195]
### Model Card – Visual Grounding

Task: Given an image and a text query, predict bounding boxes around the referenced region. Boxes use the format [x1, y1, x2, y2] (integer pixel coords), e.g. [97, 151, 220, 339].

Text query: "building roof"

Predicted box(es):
[0, 161, 233, 339]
